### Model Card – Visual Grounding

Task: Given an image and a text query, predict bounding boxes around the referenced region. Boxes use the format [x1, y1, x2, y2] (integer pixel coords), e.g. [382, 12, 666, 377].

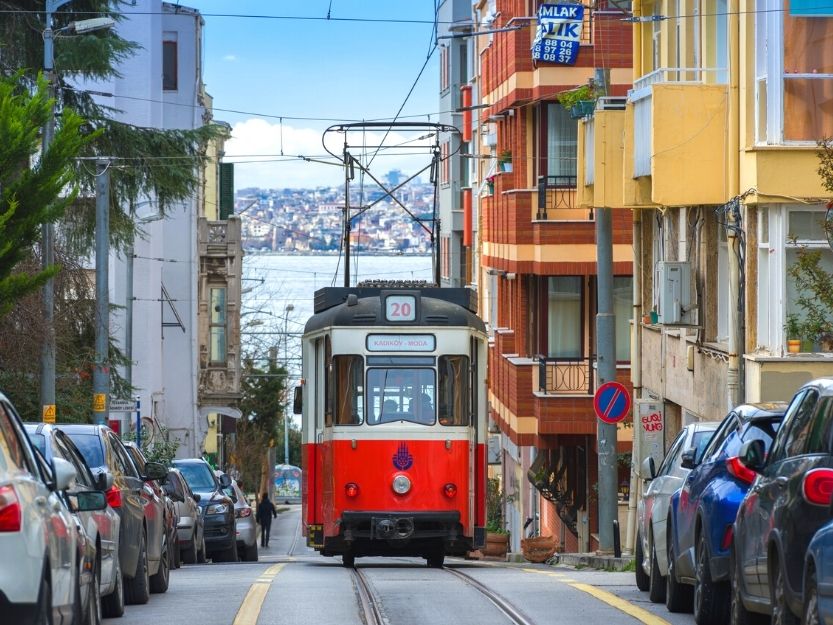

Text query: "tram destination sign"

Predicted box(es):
[366, 334, 436, 352]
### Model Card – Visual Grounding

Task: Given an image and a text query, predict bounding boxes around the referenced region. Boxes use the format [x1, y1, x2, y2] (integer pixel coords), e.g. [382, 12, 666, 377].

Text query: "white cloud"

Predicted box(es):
[225, 118, 438, 190]
[223, 54, 237, 62]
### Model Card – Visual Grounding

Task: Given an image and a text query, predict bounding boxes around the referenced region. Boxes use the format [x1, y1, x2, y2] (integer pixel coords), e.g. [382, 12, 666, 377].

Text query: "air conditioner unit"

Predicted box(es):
[656, 261, 693, 324]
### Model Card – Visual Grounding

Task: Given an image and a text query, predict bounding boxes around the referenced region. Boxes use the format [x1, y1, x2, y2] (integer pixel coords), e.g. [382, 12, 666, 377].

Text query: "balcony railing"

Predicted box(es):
[537, 356, 594, 395]
[631, 67, 728, 93]
[536, 175, 591, 221]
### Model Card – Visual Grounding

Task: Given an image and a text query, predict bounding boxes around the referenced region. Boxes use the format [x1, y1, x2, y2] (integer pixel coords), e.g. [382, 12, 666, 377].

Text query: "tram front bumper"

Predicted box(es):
[339, 510, 462, 542]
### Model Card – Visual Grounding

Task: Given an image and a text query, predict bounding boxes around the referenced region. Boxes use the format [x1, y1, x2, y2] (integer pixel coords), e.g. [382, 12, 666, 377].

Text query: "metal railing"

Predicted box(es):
[631, 67, 728, 93]
[537, 356, 594, 394]
[536, 175, 582, 220]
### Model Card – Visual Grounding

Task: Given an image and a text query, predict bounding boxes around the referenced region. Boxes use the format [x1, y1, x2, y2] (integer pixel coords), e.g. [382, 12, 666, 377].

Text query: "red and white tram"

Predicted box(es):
[298, 283, 487, 567]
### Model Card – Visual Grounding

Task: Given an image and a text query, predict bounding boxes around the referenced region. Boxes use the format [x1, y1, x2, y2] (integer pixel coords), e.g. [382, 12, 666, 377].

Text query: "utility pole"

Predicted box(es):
[284, 304, 294, 465]
[343, 146, 352, 287]
[93, 159, 111, 425]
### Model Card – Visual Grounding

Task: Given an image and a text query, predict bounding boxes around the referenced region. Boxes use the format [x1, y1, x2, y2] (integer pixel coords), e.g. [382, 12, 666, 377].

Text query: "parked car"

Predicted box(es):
[636, 421, 719, 604]
[172, 459, 236, 562]
[0, 392, 107, 625]
[733, 379, 833, 625]
[665, 403, 786, 623]
[802, 509, 833, 625]
[59, 424, 169, 607]
[25, 422, 123, 620]
[123, 441, 179, 573]
[163, 468, 206, 564]
[217, 472, 257, 562]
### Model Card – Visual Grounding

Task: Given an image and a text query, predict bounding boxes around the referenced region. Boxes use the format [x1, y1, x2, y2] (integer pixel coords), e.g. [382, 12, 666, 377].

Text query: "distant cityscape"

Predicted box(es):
[237, 170, 435, 254]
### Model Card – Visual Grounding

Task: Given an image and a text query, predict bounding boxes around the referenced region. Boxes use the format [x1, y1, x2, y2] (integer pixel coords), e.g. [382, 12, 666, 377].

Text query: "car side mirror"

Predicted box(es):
[68, 490, 108, 512]
[93, 470, 114, 492]
[293, 386, 303, 415]
[52, 457, 77, 492]
[641, 456, 656, 480]
[680, 448, 698, 471]
[142, 461, 168, 482]
[218, 473, 232, 489]
[739, 439, 766, 472]
[192, 493, 201, 503]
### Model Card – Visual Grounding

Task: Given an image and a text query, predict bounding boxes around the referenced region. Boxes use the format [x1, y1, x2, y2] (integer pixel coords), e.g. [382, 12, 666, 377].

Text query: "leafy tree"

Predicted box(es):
[0, 72, 92, 316]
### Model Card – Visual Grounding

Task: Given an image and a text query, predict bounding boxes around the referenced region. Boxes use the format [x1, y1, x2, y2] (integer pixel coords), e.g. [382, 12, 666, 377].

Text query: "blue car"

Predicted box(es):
[803, 514, 833, 625]
[666, 403, 786, 624]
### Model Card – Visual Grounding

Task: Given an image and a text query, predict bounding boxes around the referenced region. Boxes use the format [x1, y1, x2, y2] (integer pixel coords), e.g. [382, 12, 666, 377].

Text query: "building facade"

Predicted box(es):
[471, 0, 634, 553]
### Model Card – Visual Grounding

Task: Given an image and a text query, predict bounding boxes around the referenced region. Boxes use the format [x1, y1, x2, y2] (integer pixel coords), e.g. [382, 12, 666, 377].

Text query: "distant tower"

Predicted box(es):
[385, 169, 405, 188]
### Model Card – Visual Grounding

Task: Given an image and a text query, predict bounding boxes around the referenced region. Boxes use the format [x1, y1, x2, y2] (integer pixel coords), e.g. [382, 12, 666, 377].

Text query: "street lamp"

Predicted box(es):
[40, 0, 114, 422]
[283, 303, 294, 465]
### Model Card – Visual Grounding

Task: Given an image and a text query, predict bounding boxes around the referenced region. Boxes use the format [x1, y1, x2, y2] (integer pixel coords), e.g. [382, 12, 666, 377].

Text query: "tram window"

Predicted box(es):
[324, 336, 333, 427]
[334, 355, 364, 425]
[438, 355, 470, 426]
[367, 368, 436, 426]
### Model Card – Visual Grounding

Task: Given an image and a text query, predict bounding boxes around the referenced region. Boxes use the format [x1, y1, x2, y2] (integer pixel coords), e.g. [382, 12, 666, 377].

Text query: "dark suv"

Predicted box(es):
[732, 379, 833, 625]
[59, 424, 169, 604]
[172, 459, 236, 562]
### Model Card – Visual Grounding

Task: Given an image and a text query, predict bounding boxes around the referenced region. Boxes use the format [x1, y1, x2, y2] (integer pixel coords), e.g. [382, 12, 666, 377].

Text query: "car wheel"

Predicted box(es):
[149, 534, 170, 594]
[85, 561, 101, 625]
[123, 531, 149, 605]
[804, 568, 821, 625]
[243, 543, 259, 562]
[101, 555, 124, 618]
[426, 552, 444, 568]
[666, 522, 693, 613]
[771, 557, 800, 625]
[34, 572, 52, 625]
[342, 553, 355, 568]
[197, 536, 207, 564]
[648, 537, 666, 603]
[635, 530, 650, 591]
[181, 536, 197, 565]
[694, 530, 729, 625]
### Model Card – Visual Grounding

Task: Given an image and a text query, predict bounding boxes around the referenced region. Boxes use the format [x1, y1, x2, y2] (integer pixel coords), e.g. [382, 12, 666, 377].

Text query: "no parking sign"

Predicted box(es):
[593, 381, 631, 424]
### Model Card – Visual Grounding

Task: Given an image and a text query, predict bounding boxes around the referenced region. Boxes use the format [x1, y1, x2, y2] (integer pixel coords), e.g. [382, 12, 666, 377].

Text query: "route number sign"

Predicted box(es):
[385, 295, 416, 322]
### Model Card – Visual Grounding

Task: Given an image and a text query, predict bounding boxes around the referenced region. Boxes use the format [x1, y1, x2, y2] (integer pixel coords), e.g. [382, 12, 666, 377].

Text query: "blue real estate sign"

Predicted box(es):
[531, 3, 585, 65]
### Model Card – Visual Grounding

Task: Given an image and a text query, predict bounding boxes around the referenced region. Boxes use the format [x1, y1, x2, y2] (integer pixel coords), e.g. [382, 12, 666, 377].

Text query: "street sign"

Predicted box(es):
[109, 398, 138, 413]
[42, 404, 56, 424]
[92, 393, 106, 412]
[593, 381, 631, 424]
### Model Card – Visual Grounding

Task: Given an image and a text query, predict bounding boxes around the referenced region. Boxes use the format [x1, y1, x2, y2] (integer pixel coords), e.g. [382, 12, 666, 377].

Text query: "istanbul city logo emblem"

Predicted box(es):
[392, 442, 413, 471]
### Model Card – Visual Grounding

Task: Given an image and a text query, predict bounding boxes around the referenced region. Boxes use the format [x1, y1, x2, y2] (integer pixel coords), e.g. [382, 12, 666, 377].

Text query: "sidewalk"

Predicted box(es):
[498, 551, 635, 572]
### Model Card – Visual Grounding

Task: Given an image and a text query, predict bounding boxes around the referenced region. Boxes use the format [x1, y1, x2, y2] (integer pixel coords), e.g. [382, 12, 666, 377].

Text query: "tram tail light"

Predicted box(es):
[443, 483, 457, 498]
[345, 482, 360, 498]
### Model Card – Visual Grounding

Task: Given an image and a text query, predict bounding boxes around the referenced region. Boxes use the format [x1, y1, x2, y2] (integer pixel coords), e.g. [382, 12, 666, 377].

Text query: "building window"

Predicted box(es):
[163, 32, 178, 91]
[547, 277, 582, 358]
[441, 235, 451, 279]
[785, 208, 833, 327]
[440, 45, 450, 92]
[544, 104, 577, 181]
[614, 277, 633, 361]
[440, 141, 450, 186]
[209, 287, 227, 364]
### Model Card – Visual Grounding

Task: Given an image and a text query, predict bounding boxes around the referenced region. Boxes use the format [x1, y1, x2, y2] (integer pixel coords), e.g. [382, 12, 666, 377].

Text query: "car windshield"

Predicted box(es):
[366, 367, 436, 426]
[68, 433, 105, 469]
[176, 462, 216, 491]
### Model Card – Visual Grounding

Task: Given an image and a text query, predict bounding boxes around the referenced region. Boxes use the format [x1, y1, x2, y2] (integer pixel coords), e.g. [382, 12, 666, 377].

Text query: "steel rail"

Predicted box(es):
[444, 566, 536, 625]
[286, 513, 301, 557]
[351, 567, 385, 625]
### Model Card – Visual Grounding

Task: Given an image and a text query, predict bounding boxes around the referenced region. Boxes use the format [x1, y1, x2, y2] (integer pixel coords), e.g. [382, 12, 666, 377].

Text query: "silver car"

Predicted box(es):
[164, 468, 205, 565]
[635, 420, 719, 603]
[217, 473, 258, 561]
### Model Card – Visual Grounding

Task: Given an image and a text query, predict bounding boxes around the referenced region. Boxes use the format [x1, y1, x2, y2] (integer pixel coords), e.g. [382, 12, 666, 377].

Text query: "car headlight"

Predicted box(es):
[206, 503, 229, 515]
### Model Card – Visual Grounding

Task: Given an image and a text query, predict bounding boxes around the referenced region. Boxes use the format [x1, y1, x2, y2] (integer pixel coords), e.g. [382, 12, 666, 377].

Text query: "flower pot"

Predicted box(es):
[570, 100, 596, 119]
[483, 531, 509, 559]
[499, 162, 512, 173]
[487, 181, 494, 195]
[649, 310, 659, 324]
[787, 339, 801, 354]
[521, 535, 557, 563]
[642, 313, 652, 324]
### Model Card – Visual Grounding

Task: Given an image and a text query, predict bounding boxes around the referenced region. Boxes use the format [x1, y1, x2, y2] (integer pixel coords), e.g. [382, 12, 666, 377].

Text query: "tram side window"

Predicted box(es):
[333, 355, 364, 425]
[324, 336, 333, 426]
[438, 355, 470, 426]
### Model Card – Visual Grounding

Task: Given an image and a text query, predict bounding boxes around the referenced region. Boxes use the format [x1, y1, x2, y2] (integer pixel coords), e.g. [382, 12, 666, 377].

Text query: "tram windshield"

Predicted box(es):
[367, 368, 436, 426]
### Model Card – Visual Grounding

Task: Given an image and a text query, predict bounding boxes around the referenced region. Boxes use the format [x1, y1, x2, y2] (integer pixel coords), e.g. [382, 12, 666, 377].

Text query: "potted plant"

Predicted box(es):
[483, 477, 509, 559]
[486, 173, 496, 195]
[557, 83, 601, 120]
[785, 313, 803, 354]
[498, 149, 512, 173]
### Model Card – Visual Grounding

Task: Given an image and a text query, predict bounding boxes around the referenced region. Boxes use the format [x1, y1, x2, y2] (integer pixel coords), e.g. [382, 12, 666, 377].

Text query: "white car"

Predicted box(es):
[0, 392, 107, 624]
[635, 420, 719, 603]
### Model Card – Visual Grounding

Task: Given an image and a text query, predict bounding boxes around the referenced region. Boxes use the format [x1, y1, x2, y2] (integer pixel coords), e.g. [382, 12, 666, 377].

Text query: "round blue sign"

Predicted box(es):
[593, 381, 631, 424]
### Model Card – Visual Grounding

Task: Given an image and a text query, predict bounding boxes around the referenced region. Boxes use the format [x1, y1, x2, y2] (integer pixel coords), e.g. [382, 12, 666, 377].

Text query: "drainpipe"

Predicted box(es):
[726, 0, 741, 411]
[625, 210, 642, 554]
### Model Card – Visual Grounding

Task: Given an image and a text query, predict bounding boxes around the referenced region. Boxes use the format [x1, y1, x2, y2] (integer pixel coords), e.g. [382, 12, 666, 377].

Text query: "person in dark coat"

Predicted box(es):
[256, 492, 277, 547]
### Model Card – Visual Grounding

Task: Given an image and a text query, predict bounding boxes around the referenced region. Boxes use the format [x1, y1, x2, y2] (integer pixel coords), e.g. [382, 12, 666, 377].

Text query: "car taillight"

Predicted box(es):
[443, 483, 458, 498]
[726, 456, 757, 485]
[803, 469, 833, 506]
[236, 507, 252, 518]
[345, 482, 359, 498]
[721, 524, 734, 551]
[106, 485, 122, 509]
[0, 485, 21, 532]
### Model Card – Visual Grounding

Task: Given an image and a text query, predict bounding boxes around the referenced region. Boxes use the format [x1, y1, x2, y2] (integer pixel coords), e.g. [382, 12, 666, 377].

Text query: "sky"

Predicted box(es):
[182, 1, 442, 189]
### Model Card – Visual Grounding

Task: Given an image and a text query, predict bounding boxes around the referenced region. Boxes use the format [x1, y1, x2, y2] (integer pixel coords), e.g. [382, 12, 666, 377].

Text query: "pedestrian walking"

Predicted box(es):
[257, 492, 277, 547]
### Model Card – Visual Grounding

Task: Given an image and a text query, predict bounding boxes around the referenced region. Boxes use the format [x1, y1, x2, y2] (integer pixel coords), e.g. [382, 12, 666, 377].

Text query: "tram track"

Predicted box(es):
[286, 512, 301, 557]
[349, 561, 535, 625]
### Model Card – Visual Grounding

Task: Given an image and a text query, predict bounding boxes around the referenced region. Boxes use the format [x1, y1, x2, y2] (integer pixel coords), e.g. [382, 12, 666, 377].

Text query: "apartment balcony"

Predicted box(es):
[577, 103, 626, 210]
[745, 353, 833, 405]
[626, 68, 728, 207]
[535, 175, 593, 222]
[537, 357, 594, 395]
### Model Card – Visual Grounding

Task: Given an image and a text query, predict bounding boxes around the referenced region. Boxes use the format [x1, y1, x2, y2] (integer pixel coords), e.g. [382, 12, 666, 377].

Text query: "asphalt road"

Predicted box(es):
[106, 506, 697, 625]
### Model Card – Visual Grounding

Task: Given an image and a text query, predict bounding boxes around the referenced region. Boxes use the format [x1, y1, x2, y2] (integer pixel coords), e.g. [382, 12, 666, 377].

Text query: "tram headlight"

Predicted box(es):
[443, 483, 458, 498]
[392, 474, 411, 495]
[345, 482, 360, 498]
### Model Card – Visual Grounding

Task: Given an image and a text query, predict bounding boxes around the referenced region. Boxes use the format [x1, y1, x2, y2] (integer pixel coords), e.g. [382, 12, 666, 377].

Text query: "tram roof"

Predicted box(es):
[305, 284, 485, 333]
